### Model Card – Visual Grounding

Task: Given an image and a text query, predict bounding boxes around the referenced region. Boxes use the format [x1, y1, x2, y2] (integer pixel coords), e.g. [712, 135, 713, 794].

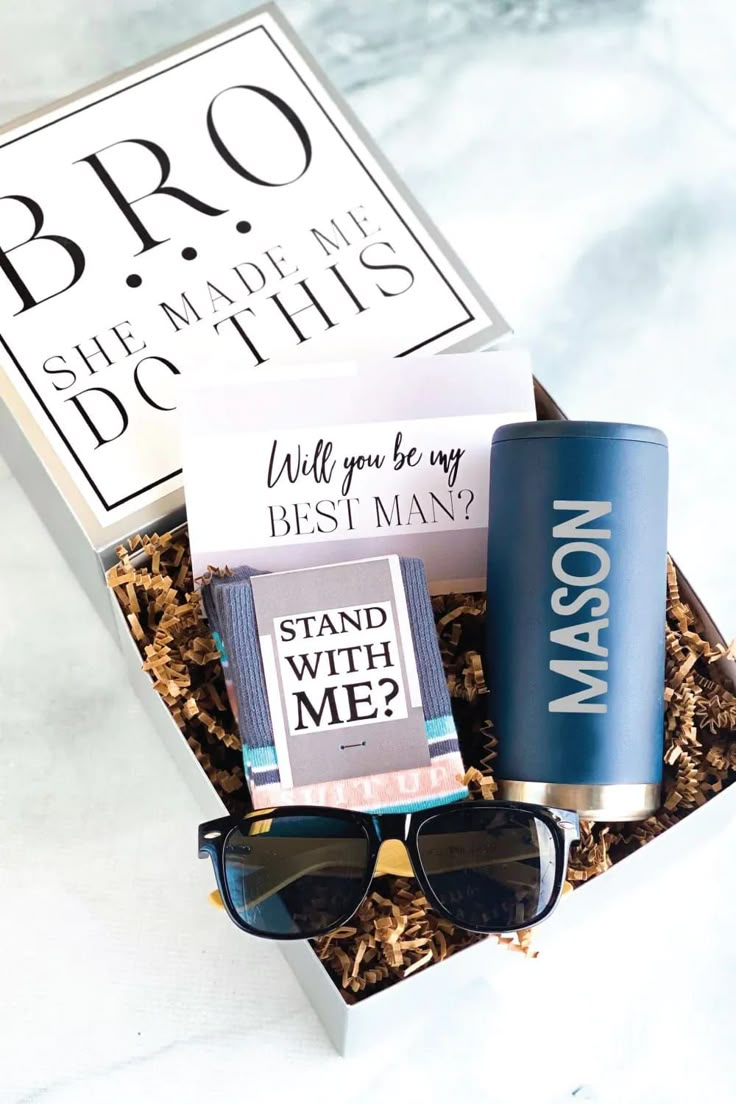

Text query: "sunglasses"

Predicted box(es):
[198, 801, 579, 940]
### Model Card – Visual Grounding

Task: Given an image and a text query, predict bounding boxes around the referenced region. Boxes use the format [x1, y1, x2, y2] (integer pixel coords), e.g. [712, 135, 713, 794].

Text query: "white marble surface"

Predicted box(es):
[2, 1, 736, 1100]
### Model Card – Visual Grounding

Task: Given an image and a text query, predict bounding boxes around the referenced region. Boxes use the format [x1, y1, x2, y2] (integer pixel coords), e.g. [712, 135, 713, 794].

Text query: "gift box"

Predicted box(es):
[3, 5, 736, 1059]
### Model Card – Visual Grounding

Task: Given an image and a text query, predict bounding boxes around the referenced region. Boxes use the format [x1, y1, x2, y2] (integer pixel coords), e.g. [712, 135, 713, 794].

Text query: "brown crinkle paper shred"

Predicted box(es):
[108, 534, 736, 999]
[315, 874, 537, 999]
[107, 532, 248, 813]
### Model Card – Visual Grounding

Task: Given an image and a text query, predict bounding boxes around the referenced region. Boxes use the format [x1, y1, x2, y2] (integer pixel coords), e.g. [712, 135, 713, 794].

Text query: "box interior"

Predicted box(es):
[107, 376, 736, 1010]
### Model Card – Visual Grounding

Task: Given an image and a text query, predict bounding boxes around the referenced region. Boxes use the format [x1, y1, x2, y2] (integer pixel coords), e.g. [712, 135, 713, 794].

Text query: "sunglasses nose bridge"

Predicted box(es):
[374, 838, 414, 878]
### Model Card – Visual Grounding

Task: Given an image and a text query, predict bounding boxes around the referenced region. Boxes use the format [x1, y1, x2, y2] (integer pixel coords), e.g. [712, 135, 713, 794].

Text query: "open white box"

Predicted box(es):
[1, 3, 735, 1057]
[104, 379, 736, 1053]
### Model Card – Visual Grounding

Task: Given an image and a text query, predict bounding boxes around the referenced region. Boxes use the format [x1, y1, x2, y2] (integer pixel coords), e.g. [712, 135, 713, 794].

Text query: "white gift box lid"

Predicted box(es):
[0, 2, 508, 588]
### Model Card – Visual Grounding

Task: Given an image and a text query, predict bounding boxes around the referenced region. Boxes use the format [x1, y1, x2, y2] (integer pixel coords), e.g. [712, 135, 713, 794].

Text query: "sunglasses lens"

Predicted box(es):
[223, 813, 371, 937]
[416, 806, 558, 932]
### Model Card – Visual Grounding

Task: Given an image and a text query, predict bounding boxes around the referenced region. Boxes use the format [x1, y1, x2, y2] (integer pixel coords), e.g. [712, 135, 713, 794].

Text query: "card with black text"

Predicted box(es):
[251, 556, 428, 790]
[182, 351, 534, 592]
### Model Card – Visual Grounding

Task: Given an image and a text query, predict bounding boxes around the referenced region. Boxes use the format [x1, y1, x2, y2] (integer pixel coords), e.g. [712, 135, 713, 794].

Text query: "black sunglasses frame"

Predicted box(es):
[199, 800, 580, 941]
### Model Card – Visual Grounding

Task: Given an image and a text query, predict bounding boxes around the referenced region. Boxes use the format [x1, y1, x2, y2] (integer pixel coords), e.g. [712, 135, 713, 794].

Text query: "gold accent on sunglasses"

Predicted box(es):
[375, 839, 413, 877]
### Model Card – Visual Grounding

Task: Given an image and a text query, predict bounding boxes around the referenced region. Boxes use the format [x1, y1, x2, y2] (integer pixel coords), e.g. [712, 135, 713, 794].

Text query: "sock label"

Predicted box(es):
[251, 556, 429, 790]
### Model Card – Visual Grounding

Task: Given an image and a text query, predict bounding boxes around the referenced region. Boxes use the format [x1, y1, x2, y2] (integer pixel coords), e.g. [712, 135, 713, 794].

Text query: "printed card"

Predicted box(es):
[181, 350, 534, 592]
[251, 557, 428, 789]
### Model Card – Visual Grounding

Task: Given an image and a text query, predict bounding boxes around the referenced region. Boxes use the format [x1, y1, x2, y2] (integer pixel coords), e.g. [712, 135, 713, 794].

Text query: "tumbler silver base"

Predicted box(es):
[498, 779, 660, 822]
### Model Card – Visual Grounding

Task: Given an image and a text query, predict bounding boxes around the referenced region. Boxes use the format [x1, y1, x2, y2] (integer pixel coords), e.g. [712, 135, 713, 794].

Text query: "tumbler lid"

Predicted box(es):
[492, 420, 668, 447]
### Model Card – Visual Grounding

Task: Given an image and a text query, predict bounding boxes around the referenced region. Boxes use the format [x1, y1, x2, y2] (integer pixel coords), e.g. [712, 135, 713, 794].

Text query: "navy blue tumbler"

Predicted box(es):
[486, 421, 668, 821]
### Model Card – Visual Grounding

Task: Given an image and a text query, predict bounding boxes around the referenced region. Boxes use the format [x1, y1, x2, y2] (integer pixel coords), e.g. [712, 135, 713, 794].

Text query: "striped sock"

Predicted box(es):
[202, 559, 468, 813]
